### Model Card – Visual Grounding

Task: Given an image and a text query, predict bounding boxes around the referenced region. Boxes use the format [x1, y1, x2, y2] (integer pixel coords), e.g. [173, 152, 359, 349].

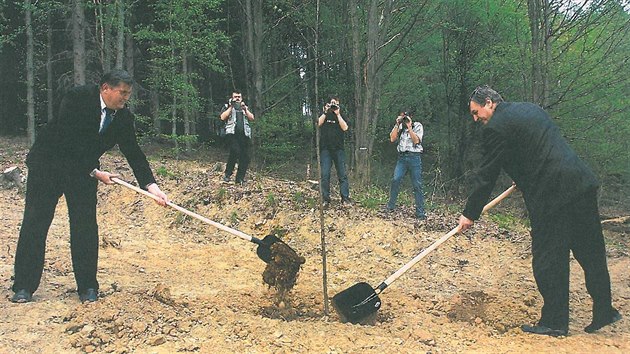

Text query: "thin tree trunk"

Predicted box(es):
[150, 89, 161, 135]
[244, 0, 264, 117]
[46, 10, 54, 123]
[115, 0, 125, 69]
[25, 0, 35, 146]
[72, 0, 86, 84]
[183, 53, 191, 153]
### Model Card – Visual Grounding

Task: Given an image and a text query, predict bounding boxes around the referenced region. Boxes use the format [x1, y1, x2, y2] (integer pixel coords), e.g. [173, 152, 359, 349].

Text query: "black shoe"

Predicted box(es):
[79, 288, 98, 303]
[521, 324, 567, 337]
[11, 289, 32, 303]
[235, 179, 245, 186]
[585, 309, 622, 333]
[222, 176, 231, 183]
[322, 200, 331, 208]
[341, 198, 353, 206]
[416, 214, 427, 220]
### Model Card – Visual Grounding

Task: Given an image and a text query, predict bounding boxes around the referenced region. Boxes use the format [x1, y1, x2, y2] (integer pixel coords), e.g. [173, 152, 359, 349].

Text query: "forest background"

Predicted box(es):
[1, 0, 629, 212]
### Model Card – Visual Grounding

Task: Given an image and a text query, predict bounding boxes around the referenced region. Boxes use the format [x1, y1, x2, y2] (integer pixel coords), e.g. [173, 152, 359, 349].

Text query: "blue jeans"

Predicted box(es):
[387, 153, 426, 218]
[320, 148, 350, 201]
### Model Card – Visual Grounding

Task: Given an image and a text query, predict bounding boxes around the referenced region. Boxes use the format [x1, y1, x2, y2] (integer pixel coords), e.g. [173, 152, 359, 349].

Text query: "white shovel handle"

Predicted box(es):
[112, 177, 255, 243]
[380, 184, 517, 290]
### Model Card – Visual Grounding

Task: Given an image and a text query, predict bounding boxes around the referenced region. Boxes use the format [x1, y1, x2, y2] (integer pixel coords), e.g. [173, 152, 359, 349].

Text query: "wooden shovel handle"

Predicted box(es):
[112, 177, 255, 243]
[380, 184, 517, 290]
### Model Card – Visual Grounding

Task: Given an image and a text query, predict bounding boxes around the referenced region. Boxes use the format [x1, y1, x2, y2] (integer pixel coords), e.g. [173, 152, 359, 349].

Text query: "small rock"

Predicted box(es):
[148, 335, 166, 346]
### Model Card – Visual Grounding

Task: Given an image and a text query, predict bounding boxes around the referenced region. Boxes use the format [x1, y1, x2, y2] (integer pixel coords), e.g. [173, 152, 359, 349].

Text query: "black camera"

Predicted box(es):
[229, 99, 242, 111]
[330, 103, 339, 110]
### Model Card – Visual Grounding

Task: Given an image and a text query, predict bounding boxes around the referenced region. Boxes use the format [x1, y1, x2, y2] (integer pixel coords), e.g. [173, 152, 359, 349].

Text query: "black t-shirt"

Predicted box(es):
[319, 111, 346, 151]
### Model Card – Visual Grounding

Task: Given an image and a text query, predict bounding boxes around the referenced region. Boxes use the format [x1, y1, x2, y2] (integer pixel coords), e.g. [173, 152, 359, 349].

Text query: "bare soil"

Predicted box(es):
[1, 136, 628, 353]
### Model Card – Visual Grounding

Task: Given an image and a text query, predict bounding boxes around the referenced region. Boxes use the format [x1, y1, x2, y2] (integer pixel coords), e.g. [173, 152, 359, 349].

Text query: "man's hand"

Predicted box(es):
[458, 215, 474, 231]
[241, 102, 248, 111]
[147, 184, 169, 206]
[93, 169, 120, 185]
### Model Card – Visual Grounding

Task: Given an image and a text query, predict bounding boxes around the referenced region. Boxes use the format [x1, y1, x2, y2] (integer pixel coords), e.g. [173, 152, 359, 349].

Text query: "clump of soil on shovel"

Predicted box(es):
[261, 242, 306, 320]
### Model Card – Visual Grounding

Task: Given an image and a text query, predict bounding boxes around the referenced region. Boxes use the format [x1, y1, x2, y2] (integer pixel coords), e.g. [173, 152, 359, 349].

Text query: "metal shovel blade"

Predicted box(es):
[255, 234, 282, 263]
[331, 282, 381, 324]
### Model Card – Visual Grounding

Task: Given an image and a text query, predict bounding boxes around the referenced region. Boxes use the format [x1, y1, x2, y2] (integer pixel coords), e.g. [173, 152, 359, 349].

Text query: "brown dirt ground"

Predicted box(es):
[1, 136, 628, 353]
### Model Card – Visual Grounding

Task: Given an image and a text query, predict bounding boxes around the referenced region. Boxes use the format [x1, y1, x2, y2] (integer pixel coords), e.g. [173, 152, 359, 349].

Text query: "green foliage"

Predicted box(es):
[265, 192, 277, 208]
[155, 166, 175, 179]
[216, 187, 227, 202]
[229, 211, 239, 225]
[487, 212, 521, 232]
[354, 185, 388, 210]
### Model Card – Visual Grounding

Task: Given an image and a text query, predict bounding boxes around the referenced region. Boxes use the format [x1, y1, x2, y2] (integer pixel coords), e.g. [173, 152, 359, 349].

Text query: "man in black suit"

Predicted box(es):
[11, 70, 168, 303]
[458, 85, 621, 336]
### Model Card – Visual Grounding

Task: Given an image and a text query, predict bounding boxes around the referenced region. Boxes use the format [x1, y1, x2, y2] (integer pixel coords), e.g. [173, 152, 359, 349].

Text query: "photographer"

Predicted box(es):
[384, 109, 426, 219]
[318, 97, 351, 206]
[220, 90, 255, 185]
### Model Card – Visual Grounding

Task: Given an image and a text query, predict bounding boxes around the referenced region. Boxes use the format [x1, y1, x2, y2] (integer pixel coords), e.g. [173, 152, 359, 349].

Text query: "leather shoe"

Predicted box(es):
[79, 288, 98, 303]
[521, 324, 567, 337]
[585, 308, 622, 333]
[11, 289, 32, 303]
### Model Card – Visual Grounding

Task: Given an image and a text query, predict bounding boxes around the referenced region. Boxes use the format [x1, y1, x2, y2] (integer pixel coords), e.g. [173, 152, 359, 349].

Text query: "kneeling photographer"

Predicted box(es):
[384, 109, 426, 219]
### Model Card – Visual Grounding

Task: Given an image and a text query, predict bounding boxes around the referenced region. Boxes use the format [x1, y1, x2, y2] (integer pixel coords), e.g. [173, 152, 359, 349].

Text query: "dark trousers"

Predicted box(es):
[530, 189, 613, 330]
[225, 133, 250, 182]
[13, 163, 99, 294]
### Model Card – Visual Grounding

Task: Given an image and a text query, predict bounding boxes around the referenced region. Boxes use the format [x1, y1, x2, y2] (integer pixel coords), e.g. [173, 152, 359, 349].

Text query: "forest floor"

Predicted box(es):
[0, 136, 628, 353]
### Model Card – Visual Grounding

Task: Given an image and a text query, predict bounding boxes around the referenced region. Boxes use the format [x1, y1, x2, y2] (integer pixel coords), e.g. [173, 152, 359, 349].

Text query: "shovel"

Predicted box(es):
[332, 185, 517, 324]
[112, 177, 290, 263]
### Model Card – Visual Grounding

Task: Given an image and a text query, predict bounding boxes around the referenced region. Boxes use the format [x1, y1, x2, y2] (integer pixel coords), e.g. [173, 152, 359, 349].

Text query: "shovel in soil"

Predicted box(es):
[332, 185, 517, 324]
[112, 177, 292, 263]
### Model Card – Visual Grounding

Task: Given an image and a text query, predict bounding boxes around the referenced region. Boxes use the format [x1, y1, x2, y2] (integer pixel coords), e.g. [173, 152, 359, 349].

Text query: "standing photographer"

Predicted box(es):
[220, 90, 255, 185]
[318, 97, 351, 206]
[384, 110, 426, 220]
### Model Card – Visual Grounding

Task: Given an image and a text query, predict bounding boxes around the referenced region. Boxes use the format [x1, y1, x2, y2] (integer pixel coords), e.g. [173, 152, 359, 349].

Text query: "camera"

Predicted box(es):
[229, 99, 242, 111]
[329, 103, 339, 110]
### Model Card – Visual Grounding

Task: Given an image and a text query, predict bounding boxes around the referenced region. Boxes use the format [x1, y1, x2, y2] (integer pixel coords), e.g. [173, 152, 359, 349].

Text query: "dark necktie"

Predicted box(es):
[100, 108, 114, 134]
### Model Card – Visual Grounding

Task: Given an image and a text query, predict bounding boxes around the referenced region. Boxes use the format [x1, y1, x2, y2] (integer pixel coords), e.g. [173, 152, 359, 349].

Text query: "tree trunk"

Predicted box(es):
[115, 0, 125, 69]
[46, 10, 54, 123]
[350, 0, 390, 186]
[183, 53, 191, 153]
[25, 0, 35, 146]
[527, 0, 551, 106]
[244, 0, 264, 117]
[72, 0, 86, 85]
[150, 89, 161, 135]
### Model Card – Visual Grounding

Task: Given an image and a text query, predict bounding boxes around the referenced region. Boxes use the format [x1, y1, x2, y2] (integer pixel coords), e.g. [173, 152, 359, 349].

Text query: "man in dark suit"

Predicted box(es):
[458, 85, 621, 336]
[11, 70, 168, 303]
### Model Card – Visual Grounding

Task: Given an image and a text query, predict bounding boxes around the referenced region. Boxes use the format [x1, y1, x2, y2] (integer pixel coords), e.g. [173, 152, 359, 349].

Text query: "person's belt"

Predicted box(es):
[398, 151, 421, 156]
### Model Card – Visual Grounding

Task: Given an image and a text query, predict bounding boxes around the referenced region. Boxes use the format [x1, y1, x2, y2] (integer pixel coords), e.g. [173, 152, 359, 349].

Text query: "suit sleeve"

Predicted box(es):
[117, 113, 157, 189]
[462, 127, 506, 220]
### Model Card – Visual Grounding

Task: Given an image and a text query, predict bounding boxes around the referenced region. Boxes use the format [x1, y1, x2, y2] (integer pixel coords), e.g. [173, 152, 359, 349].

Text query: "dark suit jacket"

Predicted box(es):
[463, 102, 598, 224]
[27, 84, 156, 188]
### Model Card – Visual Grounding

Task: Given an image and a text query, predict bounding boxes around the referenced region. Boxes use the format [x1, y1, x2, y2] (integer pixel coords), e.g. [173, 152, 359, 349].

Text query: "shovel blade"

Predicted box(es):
[255, 235, 280, 263]
[332, 282, 381, 324]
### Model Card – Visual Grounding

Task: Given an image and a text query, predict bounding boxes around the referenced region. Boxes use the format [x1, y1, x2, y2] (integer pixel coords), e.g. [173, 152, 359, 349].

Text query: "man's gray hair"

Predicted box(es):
[470, 85, 503, 104]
